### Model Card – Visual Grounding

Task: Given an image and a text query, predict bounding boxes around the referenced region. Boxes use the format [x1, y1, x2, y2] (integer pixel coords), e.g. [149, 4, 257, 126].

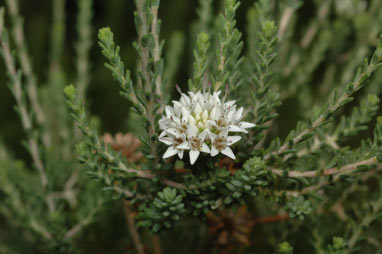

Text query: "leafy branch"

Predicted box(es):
[5, 0, 46, 125]
[64, 85, 185, 193]
[0, 8, 47, 188]
[265, 37, 382, 161]
[214, 0, 243, 94]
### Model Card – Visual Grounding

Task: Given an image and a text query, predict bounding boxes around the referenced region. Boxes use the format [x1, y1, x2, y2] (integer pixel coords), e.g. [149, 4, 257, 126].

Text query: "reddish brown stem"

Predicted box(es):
[251, 214, 289, 226]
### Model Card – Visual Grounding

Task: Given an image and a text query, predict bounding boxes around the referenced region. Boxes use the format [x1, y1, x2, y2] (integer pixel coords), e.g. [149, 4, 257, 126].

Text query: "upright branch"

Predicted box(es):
[5, 0, 46, 125]
[75, 0, 93, 101]
[189, 32, 210, 92]
[98, 28, 145, 114]
[49, 0, 65, 76]
[195, 0, 213, 34]
[0, 8, 47, 188]
[214, 0, 243, 94]
[249, 20, 279, 125]
[277, 0, 301, 40]
[133, 0, 165, 161]
[46, 0, 72, 157]
[150, 0, 164, 99]
[163, 31, 185, 98]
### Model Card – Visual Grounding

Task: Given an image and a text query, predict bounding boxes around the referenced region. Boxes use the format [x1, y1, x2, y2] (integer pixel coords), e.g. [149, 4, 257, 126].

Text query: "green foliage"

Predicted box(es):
[278, 241, 293, 254]
[285, 196, 312, 220]
[1, 0, 382, 253]
[0, 2, 108, 253]
[213, 0, 243, 94]
[163, 31, 185, 99]
[224, 157, 269, 204]
[246, 14, 280, 146]
[98, 27, 143, 113]
[326, 237, 346, 254]
[137, 187, 186, 232]
[189, 32, 210, 91]
[334, 94, 380, 140]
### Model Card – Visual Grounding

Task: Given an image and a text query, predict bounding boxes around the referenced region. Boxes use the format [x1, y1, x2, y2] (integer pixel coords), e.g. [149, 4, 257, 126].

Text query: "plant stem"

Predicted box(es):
[76, 0, 93, 101]
[151, 4, 162, 99]
[5, 0, 46, 126]
[123, 200, 145, 254]
[0, 17, 48, 189]
[272, 157, 378, 178]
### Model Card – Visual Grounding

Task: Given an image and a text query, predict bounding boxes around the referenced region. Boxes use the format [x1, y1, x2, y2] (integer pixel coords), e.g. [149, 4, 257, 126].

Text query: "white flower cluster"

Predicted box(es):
[159, 91, 256, 165]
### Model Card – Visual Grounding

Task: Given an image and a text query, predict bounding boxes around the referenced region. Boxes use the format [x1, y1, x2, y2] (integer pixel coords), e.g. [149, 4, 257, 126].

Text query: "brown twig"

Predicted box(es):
[286, 162, 381, 197]
[123, 200, 145, 254]
[104, 151, 186, 189]
[251, 214, 289, 226]
[271, 157, 378, 178]
[152, 234, 162, 254]
[278, 7, 294, 40]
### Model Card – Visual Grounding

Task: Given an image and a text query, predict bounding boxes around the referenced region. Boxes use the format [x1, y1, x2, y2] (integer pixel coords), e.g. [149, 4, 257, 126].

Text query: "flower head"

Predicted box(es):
[102, 132, 143, 163]
[159, 91, 255, 165]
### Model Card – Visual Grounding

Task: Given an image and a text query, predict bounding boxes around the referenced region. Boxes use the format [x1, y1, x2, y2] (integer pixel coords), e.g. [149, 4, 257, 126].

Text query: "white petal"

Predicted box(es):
[228, 125, 247, 133]
[159, 118, 170, 129]
[195, 91, 203, 101]
[159, 137, 173, 146]
[227, 109, 236, 122]
[187, 125, 198, 138]
[188, 92, 196, 99]
[194, 103, 202, 114]
[224, 100, 236, 108]
[188, 115, 196, 125]
[173, 101, 182, 116]
[199, 130, 209, 141]
[210, 107, 218, 119]
[235, 107, 243, 121]
[202, 109, 208, 120]
[177, 142, 190, 150]
[189, 150, 200, 165]
[227, 136, 241, 145]
[221, 147, 236, 160]
[205, 120, 215, 128]
[213, 92, 221, 105]
[159, 131, 167, 138]
[163, 147, 178, 159]
[181, 93, 191, 104]
[218, 128, 229, 137]
[178, 150, 184, 159]
[181, 107, 190, 121]
[166, 128, 180, 137]
[172, 115, 180, 123]
[200, 143, 210, 153]
[210, 146, 219, 157]
[239, 121, 256, 129]
[165, 106, 174, 117]
[209, 132, 217, 141]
